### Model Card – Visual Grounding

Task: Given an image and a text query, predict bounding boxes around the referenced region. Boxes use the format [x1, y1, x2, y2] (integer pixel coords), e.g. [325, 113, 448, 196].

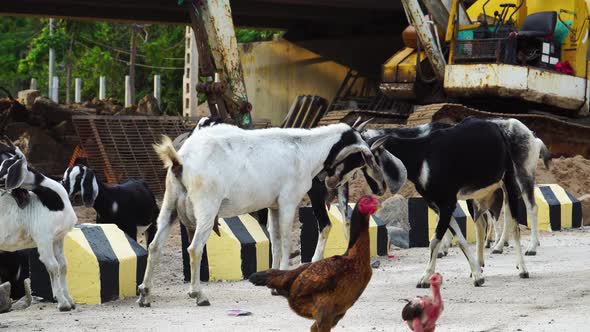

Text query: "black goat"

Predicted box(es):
[0, 251, 28, 300]
[62, 165, 159, 245]
[367, 117, 550, 287]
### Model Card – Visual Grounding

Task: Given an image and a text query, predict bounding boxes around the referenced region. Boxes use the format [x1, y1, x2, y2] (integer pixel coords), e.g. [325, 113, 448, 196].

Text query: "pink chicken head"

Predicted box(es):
[429, 273, 443, 288]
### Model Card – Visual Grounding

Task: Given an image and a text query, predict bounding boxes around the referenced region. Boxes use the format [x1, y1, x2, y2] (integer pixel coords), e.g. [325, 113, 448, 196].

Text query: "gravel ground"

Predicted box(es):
[2, 225, 590, 332]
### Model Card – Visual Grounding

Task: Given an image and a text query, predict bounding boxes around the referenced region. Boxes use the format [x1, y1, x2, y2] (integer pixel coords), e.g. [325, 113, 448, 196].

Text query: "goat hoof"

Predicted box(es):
[271, 289, 280, 296]
[437, 252, 444, 259]
[416, 282, 430, 289]
[138, 301, 151, 308]
[519, 272, 530, 279]
[504, 241, 509, 247]
[138, 285, 149, 296]
[188, 291, 198, 299]
[474, 278, 485, 287]
[197, 299, 210, 307]
[485, 243, 490, 249]
[525, 250, 536, 256]
[491, 249, 503, 254]
[58, 304, 72, 312]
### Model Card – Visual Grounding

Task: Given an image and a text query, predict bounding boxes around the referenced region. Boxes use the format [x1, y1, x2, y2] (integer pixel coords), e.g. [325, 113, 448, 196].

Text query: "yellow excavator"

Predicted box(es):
[381, 0, 590, 159]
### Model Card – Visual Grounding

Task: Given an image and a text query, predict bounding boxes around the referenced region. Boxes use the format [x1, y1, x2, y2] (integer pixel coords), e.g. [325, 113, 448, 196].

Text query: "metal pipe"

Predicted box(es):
[125, 75, 131, 107]
[75, 78, 82, 103]
[400, 0, 446, 81]
[51, 76, 59, 103]
[99, 76, 106, 100]
[153, 74, 161, 107]
[48, 18, 54, 98]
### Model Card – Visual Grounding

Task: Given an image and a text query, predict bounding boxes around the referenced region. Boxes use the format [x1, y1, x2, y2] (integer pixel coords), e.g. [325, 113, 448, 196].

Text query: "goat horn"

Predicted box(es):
[370, 136, 389, 152]
[351, 117, 362, 129]
[355, 118, 374, 132]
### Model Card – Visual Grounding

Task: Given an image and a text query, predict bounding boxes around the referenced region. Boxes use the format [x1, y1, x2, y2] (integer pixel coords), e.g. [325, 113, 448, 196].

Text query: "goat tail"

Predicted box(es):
[153, 135, 182, 171]
[537, 138, 551, 169]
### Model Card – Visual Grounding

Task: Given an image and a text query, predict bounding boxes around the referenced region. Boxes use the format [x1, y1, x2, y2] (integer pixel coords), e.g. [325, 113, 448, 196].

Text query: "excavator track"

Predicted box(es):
[317, 109, 407, 129]
[408, 103, 590, 159]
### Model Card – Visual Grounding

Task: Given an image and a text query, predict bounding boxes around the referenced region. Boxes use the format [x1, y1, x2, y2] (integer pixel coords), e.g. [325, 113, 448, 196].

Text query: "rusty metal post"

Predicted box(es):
[186, 0, 252, 128]
[400, 0, 446, 82]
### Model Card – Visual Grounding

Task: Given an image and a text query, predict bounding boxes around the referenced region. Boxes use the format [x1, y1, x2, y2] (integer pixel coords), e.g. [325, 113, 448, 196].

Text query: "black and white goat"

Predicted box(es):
[138, 121, 386, 307]
[62, 165, 159, 245]
[0, 140, 76, 311]
[365, 117, 548, 287]
[364, 119, 549, 256]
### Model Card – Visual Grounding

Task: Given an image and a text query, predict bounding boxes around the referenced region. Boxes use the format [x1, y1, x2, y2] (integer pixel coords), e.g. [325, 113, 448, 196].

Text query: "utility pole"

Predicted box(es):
[128, 25, 138, 106]
[48, 18, 55, 98]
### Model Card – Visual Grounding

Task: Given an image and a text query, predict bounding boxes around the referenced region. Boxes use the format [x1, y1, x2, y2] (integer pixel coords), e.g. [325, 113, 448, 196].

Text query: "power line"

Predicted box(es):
[75, 40, 184, 70]
[79, 35, 184, 60]
[114, 58, 184, 70]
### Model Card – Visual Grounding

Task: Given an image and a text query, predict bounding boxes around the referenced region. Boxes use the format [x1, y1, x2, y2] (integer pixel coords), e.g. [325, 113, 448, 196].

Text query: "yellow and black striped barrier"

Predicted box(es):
[180, 214, 271, 282]
[408, 199, 475, 248]
[29, 224, 147, 304]
[300, 204, 388, 262]
[517, 184, 582, 231]
[408, 184, 582, 247]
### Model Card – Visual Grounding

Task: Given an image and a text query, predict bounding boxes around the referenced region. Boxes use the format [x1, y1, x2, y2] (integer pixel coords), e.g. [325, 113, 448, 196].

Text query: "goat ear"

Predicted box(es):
[377, 149, 407, 194]
[355, 118, 373, 132]
[81, 168, 98, 208]
[370, 135, 389, 152]
[2, 157, 27, 190]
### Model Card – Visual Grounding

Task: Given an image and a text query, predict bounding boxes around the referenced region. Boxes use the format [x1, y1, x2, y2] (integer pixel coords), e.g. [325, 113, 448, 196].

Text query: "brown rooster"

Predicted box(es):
[402, 273, 444, 332]
[249, 195, 380, 332]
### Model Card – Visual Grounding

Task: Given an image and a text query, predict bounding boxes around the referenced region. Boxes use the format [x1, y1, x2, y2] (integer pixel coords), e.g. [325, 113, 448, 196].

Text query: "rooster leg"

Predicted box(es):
[187, 199, 221, 306]
[449, 218, 484, 287]
[312, 309, 336, 332]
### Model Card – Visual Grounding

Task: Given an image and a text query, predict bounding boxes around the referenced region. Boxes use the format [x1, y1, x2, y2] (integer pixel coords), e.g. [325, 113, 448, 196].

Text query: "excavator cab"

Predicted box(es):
[379, 0, 590, 159]
[383, 0, 590, 117]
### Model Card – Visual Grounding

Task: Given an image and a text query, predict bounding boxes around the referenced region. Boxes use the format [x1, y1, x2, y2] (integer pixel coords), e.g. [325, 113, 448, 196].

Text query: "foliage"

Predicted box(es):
[0, 17, 277, 115]
[235, 29, 277, 43]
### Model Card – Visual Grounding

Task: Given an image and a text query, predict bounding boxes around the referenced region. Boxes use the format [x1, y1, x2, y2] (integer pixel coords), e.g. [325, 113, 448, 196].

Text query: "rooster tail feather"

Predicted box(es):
[249, 271, 272, 286]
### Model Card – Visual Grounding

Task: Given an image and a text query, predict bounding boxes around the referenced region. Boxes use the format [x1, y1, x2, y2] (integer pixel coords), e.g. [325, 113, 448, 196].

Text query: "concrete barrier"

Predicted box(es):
[407, 184, 582, 248]
[181, 214, 271, 282]
[300, 203, 388, 263]
[29, 224, 147, 304]
[408, 198, 475, 248]
[517, 184, 582, 231]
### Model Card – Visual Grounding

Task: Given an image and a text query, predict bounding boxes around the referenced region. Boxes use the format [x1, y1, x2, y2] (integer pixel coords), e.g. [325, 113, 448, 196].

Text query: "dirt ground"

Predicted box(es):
[2, 225, 590, 332]
[2, 156, 589, 331]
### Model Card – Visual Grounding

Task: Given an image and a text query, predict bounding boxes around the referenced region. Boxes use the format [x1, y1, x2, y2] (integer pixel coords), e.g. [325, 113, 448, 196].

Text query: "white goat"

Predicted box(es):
[0, 141, 76, 311]
[137, 122, 385, 307]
